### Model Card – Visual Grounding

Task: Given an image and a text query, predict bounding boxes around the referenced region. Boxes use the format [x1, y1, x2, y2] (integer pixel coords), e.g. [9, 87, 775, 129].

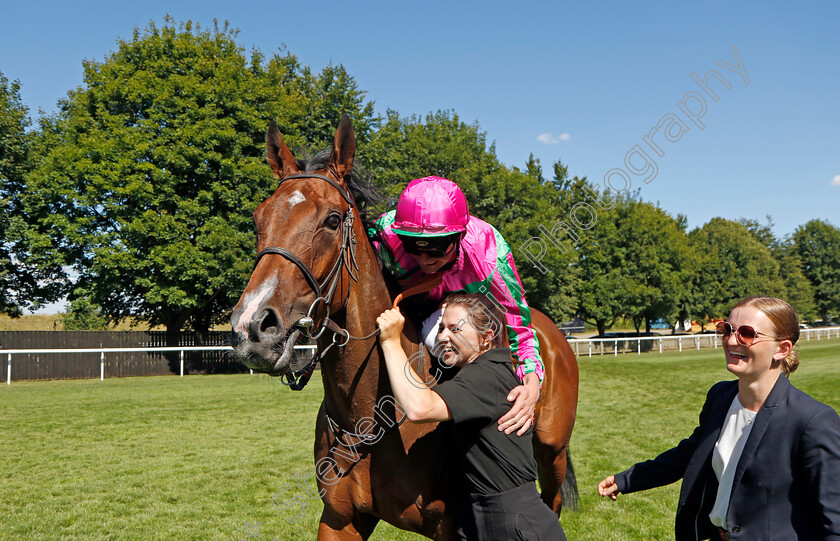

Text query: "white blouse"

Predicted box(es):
[709, 394, 757, 528]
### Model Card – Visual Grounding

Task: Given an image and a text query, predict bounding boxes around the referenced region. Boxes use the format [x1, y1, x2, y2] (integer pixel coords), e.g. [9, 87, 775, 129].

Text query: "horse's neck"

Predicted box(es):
[320, 231, 395, 428]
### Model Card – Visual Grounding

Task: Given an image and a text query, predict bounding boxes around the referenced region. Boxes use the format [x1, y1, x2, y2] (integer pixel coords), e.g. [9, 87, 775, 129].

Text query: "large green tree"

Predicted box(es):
[362, 110, 580, 323]
[569, 190, 692, 336]
[1, 72, 65, 316]
[0, 71, 30, 316]
[687, 218, 787, 320]
[792, 219, 840, 322]
[573, 186, 625, 336]
[617, 201, 692, 334]
[740, 217, 816, 319]
[22, 18, 376, 344]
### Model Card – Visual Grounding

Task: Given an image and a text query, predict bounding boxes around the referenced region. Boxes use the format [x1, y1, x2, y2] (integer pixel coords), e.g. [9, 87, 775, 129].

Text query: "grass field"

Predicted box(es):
[2, 340, 838, 540]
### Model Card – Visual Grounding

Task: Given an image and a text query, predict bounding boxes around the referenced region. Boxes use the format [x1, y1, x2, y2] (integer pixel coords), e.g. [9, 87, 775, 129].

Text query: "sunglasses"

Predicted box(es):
[399, 235, 459, 258]
[405, 243, 456, 258]
[715, 321, 780, 347]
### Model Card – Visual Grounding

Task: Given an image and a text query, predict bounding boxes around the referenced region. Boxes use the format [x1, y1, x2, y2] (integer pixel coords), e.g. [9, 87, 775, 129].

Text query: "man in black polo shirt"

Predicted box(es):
[376, 293, 566, 540]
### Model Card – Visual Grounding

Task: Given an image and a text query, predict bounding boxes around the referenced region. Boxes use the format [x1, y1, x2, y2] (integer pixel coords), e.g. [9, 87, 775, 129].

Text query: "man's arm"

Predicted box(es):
[376, 308, 451, 423]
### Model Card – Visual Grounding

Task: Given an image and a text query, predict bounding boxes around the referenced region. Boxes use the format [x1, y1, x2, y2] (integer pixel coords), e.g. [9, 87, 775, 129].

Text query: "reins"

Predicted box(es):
[278, 274, 443, 391]
[255, 172, 442, 391]
[254, 171, 446, 462]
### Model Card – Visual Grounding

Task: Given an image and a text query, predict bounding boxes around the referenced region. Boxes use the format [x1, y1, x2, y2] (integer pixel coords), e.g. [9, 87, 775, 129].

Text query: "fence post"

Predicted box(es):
[180, 350, 184, 377]
[696, 337, 700, 350]
[659, 338, 662, 354]
[6, 353, 10, 385]
[100, 351, 105, 381]
[588, 342, 592, 358]
[637, 339, 641, 355]
[679, 337, 682, 352]
[614, 342, 617, 356]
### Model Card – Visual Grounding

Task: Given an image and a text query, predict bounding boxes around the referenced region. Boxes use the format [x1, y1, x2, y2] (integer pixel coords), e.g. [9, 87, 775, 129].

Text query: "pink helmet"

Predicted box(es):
[392, 176, 470, 237]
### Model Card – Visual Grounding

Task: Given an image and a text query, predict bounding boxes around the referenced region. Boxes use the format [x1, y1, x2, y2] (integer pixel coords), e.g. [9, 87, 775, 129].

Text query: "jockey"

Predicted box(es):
[368, 176, 544, 434]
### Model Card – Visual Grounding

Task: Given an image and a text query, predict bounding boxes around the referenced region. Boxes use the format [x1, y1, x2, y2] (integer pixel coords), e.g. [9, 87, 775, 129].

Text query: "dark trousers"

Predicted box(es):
[456, 482, 567, 540]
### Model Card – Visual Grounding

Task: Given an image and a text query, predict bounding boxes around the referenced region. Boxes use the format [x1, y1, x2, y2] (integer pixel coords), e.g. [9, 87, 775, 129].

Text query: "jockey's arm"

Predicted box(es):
[481, 246, 543, 435]
[483, 249, 545, 387]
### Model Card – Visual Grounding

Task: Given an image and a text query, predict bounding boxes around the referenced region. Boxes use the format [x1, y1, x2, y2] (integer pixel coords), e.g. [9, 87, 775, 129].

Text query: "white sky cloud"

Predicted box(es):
[831, 175, 840, 186]
[537, 133, 571, 144]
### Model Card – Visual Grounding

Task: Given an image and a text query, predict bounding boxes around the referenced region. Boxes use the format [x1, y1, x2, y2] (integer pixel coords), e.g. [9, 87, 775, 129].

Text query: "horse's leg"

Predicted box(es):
[533, 437, 568, 515]
[529, 309, 579, 516]
[317, 509, 379, 540]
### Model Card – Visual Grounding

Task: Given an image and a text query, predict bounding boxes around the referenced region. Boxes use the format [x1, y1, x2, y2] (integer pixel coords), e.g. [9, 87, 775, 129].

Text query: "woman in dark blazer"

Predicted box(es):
[598, 296, 840, 540]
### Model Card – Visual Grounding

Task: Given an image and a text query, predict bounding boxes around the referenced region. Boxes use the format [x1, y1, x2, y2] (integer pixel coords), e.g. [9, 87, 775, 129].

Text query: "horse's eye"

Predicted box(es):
[325, 214, 342, 230]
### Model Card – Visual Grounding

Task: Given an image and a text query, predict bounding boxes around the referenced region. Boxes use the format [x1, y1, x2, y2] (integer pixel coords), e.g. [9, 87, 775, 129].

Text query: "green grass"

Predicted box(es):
[2, 341, 838, 540]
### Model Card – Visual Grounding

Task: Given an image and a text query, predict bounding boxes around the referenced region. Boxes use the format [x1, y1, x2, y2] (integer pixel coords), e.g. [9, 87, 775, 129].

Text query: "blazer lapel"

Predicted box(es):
[731, 375, 791, 489]
[683, 382, 739, 488]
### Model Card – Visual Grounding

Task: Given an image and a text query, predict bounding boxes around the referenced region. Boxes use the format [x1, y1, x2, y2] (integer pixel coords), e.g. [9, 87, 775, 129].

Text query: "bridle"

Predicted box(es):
[252, 172, 367, 390]
[250, 170, 446, 458]
[249, 171, 445, 394]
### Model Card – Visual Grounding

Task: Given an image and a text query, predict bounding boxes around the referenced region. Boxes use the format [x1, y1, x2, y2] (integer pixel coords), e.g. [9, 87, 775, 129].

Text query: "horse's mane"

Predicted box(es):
[295, 149, 407, 301]
[295, 149, 381, 227]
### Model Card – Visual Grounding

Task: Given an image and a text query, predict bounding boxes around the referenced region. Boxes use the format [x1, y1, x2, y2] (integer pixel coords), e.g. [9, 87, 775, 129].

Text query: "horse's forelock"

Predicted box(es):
[293, 148, 381, 223]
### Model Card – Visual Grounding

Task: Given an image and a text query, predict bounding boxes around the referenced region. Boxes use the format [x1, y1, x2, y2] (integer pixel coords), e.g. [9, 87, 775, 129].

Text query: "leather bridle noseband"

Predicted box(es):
[250, 171, 443, 394]
[253, 172, 364, 389]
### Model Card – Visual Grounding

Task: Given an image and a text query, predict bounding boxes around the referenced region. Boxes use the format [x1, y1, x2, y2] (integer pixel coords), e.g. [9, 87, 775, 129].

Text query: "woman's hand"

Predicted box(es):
[597, 475, 620, 500]
[376, 308, 405, 345]
[498, 372, 540, 436]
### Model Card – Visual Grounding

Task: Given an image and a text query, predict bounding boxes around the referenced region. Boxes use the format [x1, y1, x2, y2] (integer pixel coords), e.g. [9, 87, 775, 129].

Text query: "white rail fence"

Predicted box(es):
[568, 327, 840, 358]
[1, 345, 317, 385]
[2, 328, 839, 384]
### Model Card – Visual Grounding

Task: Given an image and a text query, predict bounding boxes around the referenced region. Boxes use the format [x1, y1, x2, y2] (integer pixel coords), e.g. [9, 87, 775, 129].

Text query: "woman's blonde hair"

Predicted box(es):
[732, 296, 800, 375]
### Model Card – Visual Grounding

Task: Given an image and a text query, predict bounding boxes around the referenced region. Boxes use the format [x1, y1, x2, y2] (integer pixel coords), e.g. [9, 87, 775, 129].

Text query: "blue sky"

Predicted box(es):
[2, 1, 838, 261]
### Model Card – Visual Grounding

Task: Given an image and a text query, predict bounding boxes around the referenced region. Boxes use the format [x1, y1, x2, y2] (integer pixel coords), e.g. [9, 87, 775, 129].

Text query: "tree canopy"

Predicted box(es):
[687, 218, 787, 320]
[5, 16, 838, 338]
[1, 71, 66, 316]
[19, 18, 376, 342]
[792, 219, 840, 321]
[363, 110, 580, 323]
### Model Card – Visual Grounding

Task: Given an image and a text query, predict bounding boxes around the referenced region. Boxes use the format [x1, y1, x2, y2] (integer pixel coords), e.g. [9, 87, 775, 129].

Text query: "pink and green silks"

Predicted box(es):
[369, 210, 544, 386]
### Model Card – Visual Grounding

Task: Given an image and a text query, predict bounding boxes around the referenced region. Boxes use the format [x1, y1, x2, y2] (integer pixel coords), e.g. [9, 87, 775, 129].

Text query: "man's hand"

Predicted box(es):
[497, 372, 540, 436]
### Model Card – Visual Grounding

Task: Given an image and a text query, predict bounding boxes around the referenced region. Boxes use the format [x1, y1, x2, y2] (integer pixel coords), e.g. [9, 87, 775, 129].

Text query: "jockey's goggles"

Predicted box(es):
[715, 321, 781, 347]
[397, 232, 460, 258]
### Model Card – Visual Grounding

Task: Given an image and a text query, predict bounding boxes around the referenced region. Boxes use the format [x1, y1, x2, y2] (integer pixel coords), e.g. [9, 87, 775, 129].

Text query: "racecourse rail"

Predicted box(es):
[2, 329, 839, 385]
[567, 327, 840, 358]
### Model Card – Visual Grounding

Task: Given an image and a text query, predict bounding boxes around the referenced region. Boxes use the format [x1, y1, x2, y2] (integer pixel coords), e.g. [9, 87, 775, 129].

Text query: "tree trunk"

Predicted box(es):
[645, 317, 652, 334]
[597, 321, 606, 337]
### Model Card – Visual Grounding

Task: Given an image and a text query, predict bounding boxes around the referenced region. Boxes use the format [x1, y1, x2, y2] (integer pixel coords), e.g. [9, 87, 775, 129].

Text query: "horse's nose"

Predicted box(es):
[249, 307, 285, 342]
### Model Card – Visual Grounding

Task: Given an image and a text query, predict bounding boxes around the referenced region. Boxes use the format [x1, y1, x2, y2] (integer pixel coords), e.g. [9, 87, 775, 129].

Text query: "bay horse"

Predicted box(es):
[230, 115, 579, 540]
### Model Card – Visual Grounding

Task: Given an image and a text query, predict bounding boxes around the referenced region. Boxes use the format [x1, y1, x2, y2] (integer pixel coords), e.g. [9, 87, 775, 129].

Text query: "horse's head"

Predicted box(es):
[230, 115, 359, 375]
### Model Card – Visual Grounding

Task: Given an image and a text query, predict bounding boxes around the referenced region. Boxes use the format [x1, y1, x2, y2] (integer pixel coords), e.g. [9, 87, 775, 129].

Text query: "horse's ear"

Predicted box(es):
[266, 119, 300, 180]
[330, 114, 356, 181]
